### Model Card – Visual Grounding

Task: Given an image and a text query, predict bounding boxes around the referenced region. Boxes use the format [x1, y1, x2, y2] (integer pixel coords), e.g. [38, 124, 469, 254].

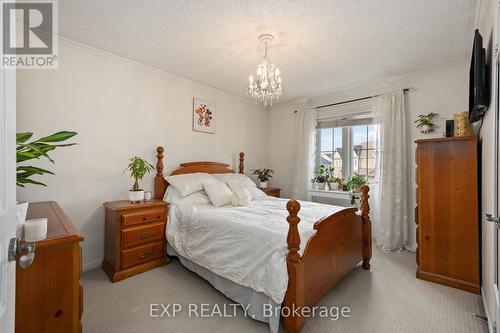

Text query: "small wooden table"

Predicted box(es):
[16, 201, 84, 333]
[261, 187, 281, 198]
[102, 199, 169, 282]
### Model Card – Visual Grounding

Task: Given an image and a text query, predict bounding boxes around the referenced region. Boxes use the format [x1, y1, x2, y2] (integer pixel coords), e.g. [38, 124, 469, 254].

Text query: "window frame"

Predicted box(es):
[316, 120, 377, 180]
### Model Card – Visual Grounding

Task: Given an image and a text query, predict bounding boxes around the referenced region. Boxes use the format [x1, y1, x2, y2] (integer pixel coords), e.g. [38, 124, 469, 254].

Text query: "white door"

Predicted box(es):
[0, 66, 17, 330]
[495, 4, 500, 328]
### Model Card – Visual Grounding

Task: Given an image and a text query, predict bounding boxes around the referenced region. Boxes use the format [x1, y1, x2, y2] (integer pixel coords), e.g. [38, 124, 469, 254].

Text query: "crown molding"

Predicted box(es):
[57, 36, 263, 108]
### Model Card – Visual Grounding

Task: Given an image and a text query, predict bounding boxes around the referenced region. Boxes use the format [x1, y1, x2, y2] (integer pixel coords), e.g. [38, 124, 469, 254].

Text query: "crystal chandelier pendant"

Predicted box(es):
[247, 34, 283, 106]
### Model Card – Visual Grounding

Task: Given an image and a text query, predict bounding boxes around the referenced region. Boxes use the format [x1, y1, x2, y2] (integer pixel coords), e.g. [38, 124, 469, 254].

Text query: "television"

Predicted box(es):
[469, 29, 490, 123]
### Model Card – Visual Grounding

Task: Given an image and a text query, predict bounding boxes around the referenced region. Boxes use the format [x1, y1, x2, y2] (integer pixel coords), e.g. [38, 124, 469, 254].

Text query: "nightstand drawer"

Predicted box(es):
[121, 208, 165, 227]
[121, 241, 164, 269]
[122, 222, 165, 248]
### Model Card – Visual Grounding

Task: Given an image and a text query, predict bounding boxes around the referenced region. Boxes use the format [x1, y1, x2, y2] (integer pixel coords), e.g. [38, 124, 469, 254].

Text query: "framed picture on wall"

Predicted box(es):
[193, 98, 216, 134]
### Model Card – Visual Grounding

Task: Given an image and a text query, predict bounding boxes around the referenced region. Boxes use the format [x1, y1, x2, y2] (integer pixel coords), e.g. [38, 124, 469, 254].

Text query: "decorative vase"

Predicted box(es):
[259, 181, 268, 189]
[129, 190, 144, 203]
[420, 124, 432, 134]
[317, 182, 326, 190]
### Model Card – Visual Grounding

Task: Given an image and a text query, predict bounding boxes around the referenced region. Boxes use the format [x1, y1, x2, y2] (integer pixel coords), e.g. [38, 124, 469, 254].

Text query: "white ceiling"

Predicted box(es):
[59, 0, 475, 103]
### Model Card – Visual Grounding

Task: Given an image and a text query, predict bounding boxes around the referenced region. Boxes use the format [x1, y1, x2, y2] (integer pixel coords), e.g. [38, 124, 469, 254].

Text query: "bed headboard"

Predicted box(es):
[154, 146, 245, 200]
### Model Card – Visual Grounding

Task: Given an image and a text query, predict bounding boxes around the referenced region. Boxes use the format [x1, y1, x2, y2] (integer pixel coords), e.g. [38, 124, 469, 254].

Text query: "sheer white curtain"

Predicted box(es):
[372, 90, 409, 251]
[291, 108, 317, 200]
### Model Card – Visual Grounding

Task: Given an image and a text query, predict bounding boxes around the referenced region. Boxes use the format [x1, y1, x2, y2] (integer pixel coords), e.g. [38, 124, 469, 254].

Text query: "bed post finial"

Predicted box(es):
[154, 146, 166, 200]
[286, 200, 301, 263]
[239, 152, 245, 174]
[360, 185, 372, 270]
[156, 146, 164, 177]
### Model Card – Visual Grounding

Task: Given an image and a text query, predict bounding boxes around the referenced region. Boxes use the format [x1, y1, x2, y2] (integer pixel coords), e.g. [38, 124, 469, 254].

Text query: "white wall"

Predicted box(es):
[475, 0, 498, 328]
[267, 61, 469, 250]
[16, 40, 268, 271]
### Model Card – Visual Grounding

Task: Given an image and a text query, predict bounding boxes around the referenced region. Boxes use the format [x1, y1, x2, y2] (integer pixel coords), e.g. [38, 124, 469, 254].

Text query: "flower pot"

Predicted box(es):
[420, 124, 433, 134]
[337, 183, 343, 191]
[317, 182, 326, 190]
[328, 182, 336, 191]
[129, 190, 144, 203]
[259, 181, 268, 189]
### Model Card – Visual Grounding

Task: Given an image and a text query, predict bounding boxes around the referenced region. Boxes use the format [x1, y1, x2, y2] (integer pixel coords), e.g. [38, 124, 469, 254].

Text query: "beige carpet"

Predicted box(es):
[82, 248, 488, 333]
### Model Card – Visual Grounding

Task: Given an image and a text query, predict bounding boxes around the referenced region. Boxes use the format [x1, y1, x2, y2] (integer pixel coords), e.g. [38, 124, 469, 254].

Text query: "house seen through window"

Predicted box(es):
[317, 123, 379, 181]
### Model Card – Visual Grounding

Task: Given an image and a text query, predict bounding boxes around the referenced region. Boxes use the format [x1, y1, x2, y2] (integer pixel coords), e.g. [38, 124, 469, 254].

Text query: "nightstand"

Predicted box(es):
[102, 199, 169, 282]
[261, 187, 281, 198]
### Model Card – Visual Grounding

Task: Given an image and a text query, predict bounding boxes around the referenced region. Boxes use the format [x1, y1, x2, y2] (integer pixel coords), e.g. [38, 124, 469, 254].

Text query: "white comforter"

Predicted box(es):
[166, 196, 343, 303]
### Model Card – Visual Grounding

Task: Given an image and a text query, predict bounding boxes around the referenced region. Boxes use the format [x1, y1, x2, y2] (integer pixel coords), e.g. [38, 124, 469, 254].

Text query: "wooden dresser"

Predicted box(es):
[16, 201, 84, 333]
[102, 199, 169, 282]
[415, 137, 479, 293]
[261, 187, 281, 198]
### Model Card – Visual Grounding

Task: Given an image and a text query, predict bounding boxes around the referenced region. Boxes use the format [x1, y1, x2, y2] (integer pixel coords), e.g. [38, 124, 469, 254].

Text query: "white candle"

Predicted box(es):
[24, 218, 47, 242]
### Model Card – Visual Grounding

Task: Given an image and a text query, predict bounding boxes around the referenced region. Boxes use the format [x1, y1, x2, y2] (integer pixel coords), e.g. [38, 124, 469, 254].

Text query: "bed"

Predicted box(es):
[154, 146, 372, 333]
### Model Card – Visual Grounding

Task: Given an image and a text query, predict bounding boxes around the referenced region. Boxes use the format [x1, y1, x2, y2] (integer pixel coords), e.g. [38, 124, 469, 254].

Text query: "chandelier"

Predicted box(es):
[248, 34, 282, 106]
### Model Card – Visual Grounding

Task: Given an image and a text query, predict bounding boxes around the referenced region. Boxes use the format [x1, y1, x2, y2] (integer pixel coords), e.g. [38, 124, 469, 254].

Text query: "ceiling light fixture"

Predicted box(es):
[248, 34, 282, 106]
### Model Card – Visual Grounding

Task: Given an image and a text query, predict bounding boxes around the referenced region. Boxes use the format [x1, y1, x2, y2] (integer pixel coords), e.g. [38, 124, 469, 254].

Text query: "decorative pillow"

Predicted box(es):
[213, 173, 257, 188]
[203, 181, 233, 207]
[231, 188, 252, 207]
[226, 180, 267, 200]
[163, 186, 211, 205]
[165, 173, 216, 197]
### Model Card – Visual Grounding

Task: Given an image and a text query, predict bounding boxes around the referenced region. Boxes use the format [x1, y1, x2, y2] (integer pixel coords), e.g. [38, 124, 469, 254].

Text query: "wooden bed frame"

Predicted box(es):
[154, 146, 372, 333]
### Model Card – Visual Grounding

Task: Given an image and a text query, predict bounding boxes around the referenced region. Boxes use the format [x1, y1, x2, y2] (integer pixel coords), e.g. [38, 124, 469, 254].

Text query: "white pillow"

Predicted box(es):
[163, 186, 211, 205]
[231, 188, 252, 207]
[226, 180, 267, 200]
[203, 181, 233, 207]
[213, 173, 257, 188]
[165, 173, 216, 197]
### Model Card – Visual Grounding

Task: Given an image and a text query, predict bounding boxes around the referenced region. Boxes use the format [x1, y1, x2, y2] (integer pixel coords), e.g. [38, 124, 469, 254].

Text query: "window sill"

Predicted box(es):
[308, 189, 351, 199]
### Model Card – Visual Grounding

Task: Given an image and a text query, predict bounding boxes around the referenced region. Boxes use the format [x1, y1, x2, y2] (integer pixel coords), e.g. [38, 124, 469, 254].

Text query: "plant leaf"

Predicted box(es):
[36, 131, 77, 143]
[16, 177, 47, 186]
[17, 166, 54, 175]
[16, 151, 40, 163]
[16, 132, 33, 143]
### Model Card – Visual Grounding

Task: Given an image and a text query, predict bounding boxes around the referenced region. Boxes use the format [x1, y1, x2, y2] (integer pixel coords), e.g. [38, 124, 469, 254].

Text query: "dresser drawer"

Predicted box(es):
[121, 208, 165, 227]
[121, 241, 164, 269]
[122, 222, 165, 248]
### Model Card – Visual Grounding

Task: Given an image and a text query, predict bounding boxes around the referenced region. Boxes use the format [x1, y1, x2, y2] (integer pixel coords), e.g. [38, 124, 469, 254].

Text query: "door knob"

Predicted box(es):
[8, 238, 36, 268]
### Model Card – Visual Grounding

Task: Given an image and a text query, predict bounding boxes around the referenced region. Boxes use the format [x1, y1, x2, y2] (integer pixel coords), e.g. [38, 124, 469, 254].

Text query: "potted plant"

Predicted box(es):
[313, 165, 328, 190]
[329, 176, 343, 191]
[126, 156, 154, 202]
[252, 168, 275, 188]
[325, 167, 336, 190]
[16, 131, 77, 225]
[415, 112, 438, 134]
[347, 173, 367, 193]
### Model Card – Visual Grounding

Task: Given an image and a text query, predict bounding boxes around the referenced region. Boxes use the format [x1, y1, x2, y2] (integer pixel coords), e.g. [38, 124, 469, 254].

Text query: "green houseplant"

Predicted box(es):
[16, 131, 77, 225]
[313, 165, 329, 190]
[252, 168, 275, 188]
[125, 156, 154, 202]
[347, 173, 368, 206]
[415, 112, 438, 133]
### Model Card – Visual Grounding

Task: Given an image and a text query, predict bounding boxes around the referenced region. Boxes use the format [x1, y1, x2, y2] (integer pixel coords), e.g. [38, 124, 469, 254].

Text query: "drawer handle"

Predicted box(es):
[139, 252, 151, 259]
[140, 232, 153, 239]
[142, 216, 148, 221]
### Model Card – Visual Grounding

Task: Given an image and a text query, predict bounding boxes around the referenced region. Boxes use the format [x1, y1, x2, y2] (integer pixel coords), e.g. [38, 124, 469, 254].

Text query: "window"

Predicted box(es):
[317, 122, 379, 181]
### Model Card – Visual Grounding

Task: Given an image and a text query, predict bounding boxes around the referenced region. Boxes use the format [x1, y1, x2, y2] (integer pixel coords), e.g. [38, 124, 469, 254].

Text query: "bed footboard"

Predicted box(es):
[282, 185, 371, 333]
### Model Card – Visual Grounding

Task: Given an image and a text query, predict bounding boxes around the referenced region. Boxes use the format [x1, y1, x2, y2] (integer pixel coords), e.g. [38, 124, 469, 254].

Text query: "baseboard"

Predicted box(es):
[482, 287, 497, 333]
[82, 259, 102, 272]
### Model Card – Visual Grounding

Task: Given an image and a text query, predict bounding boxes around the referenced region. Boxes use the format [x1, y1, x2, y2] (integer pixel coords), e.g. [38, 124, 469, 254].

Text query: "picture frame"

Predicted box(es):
[193, 98, 216, 134]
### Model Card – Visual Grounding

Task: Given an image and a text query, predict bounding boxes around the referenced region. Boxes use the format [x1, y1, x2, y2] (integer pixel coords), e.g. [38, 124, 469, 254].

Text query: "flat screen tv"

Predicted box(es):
[469, 29, 490, 123]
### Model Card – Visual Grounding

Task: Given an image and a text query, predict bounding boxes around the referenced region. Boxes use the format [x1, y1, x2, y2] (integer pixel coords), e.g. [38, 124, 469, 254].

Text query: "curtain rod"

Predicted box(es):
[315, 88, 413, 110]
